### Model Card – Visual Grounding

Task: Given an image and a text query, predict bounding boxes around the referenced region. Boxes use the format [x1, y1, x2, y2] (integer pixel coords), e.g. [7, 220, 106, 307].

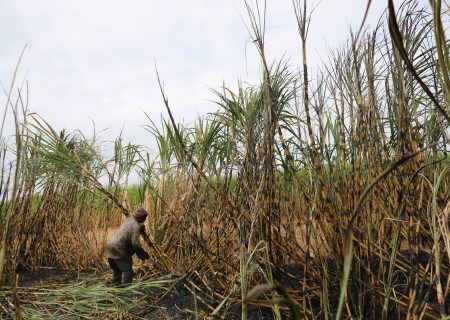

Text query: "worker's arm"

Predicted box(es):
[131, 225, 150, 260]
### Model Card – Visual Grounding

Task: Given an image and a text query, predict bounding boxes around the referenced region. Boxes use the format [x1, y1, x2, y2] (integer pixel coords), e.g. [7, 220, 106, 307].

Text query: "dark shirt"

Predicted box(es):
[105, 217, 147, 260]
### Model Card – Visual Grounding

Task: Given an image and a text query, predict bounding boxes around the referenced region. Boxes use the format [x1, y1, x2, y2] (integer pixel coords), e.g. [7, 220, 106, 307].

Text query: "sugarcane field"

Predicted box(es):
[0, 0, 449, 319]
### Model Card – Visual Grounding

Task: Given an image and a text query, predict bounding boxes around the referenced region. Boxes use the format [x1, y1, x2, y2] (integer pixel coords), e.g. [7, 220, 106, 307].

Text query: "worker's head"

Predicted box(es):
[134, 208, 148, 223]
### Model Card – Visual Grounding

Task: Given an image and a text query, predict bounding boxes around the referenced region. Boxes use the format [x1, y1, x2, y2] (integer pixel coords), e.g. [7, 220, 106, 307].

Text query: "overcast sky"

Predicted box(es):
[0, 0, 427, 150]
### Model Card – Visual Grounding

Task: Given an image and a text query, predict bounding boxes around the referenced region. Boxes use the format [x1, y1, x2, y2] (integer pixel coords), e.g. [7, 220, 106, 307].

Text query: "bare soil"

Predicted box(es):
[15, 267, 281, 319]
[18, 268, 97, 287]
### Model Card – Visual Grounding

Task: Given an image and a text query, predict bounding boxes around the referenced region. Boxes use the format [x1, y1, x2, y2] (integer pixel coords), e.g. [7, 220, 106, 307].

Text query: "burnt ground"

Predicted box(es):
[13, 267, 282, 319]
[17, 267, 98, 287]
[139, 264, 305, 319]
[12, 260, 448, 319]
[144, 285, 276, 319]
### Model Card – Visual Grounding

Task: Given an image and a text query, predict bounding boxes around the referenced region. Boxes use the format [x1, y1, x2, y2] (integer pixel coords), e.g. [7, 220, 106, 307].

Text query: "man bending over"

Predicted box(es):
[105, 208, 150, 286]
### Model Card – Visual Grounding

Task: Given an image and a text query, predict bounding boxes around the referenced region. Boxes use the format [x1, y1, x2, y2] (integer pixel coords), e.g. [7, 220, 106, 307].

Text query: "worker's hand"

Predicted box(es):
[141, 252, 150, 260]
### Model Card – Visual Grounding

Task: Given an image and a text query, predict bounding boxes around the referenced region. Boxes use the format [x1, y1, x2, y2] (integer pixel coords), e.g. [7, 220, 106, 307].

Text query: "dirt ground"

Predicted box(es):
[14, 267, 284, 319]
[18, 268, 97, 287]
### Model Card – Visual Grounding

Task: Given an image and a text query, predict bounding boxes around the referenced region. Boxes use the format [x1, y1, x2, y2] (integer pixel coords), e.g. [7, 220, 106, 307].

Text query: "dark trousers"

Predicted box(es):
[108, 258, 133, 286]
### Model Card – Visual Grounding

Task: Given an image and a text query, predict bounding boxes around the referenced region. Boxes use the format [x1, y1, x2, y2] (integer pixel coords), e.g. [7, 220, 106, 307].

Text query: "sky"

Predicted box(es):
[0, 0, 429, 151]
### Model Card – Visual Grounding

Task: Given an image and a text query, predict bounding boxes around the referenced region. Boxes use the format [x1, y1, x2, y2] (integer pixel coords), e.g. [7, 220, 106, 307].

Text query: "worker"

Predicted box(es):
[105, 208, 150, 286]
